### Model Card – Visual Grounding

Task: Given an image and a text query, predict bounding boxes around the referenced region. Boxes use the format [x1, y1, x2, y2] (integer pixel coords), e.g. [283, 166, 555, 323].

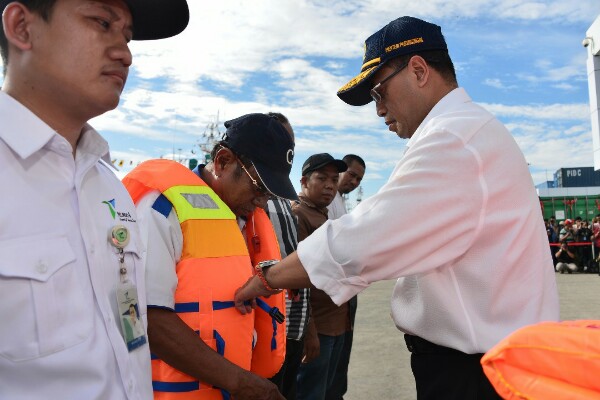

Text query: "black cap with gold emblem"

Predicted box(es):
[337, 16, 448, 106]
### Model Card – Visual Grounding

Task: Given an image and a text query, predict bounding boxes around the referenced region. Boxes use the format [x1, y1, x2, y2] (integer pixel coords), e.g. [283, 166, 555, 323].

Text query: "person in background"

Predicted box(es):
[560, 219, 575, 243]
[264, 112, 310, 400]
[327, 154, 365, 220]
[592, 216, 600, 272]
[0, 0, 188, 398]
[292, 153, 348, 400]
[547, 216, 559, 266]
[326, 154, 366, 400]
[555, 241, 578, 274]
[549, 216, 559, 243]
[234, 16, 559, 400]
[575, 220, 592, 271]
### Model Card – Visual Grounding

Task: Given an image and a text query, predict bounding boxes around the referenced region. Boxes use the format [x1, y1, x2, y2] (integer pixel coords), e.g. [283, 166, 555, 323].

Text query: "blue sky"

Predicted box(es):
[2, 1, 598, 206]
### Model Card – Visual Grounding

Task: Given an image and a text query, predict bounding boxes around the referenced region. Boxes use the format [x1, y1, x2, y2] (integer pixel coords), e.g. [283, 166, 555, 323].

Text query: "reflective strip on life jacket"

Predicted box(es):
[163, 185, 235, 222]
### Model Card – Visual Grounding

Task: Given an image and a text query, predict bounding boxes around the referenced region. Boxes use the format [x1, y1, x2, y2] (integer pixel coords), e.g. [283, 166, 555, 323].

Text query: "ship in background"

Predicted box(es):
[188, 113, 222, 170]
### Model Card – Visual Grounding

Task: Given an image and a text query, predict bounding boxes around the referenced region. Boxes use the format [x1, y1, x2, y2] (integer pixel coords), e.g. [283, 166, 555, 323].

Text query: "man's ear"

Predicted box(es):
[213, 147, 236, 175]
[409, 56, 429, 88]
[300, 175, 308, 189]
[3, 3, 35, 52]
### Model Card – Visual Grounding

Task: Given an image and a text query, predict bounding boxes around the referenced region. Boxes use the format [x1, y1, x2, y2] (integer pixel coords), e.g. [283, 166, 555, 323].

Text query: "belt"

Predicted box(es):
[404, 334, 465, 355]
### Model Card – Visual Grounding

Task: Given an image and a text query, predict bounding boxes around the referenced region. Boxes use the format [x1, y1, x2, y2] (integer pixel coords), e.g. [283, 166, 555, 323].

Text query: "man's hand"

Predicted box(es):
[234, 276, 271, 314]
[301, 318, 320, 364]
[230, 371, 285, 400]
[302, 330, 320, 364]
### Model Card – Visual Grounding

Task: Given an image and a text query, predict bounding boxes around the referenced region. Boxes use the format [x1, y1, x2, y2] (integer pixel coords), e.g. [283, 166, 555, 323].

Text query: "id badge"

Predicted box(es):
[117, 282, 148, 352]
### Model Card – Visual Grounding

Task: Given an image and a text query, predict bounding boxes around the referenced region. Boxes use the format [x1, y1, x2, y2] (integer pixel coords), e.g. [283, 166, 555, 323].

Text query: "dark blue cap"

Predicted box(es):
[302, 153, 347, 176]
[337, 16, 448, 106]
[223, 113, 298, 201]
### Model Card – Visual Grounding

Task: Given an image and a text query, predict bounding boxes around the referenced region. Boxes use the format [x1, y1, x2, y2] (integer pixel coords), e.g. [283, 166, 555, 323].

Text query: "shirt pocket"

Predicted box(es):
[0, 235, 92, 361]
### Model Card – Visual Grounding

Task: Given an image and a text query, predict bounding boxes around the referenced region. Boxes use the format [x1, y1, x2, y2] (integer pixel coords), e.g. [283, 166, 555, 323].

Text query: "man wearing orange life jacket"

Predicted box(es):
[123, 113, 297, 400]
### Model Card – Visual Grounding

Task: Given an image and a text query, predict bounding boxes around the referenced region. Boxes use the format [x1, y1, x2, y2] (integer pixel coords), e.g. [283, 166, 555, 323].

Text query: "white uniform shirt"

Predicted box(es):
[297, 88, 559, 354]
[135, 190, 183, 309]
[0, 91, 152, 399]
[327, 192, 347, 220]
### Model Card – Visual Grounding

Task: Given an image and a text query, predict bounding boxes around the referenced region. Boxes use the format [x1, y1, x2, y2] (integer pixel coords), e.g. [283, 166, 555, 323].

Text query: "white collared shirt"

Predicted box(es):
[297, 88, 559, 354]
[0, 91, 152, 399]
[327, 192, 347, 220]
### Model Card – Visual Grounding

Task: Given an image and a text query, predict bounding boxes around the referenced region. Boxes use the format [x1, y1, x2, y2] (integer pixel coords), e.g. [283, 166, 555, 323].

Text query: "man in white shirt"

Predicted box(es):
[326, 154, 365, 400]
[235, 16, 559, 400]
[327, 154, 365, 220]
[0, 1, 188, 398]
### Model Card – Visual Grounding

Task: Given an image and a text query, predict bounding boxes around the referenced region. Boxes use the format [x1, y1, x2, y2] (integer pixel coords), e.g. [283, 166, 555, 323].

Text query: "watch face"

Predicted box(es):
[257, 259, 279, 269]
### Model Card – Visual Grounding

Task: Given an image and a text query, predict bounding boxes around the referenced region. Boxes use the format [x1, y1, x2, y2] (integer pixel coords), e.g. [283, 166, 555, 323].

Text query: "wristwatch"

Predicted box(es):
[255, 260, 281, 293]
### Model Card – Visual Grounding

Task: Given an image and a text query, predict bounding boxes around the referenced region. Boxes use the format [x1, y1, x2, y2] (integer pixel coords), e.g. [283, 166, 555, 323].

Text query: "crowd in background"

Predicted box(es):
[545, 216, 600, 273]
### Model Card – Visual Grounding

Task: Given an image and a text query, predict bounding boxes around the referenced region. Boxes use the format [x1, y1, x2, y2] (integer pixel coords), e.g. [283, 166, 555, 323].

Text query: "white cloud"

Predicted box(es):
[483, 78, 517, 89]
[481, 103, 589, 120]
[494, 0, 598, 22]
[2, 1, 599, 197]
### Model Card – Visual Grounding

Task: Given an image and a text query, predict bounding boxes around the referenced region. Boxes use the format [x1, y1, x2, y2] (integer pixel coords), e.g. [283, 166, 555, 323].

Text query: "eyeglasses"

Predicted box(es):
[238, 160, 270, 197]
[370, 62, 409, 103]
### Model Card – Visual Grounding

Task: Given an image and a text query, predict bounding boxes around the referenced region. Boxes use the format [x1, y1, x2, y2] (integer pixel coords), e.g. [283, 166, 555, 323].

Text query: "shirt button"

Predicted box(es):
[36, 262, 48, 274]
[128, 381, 134, 391]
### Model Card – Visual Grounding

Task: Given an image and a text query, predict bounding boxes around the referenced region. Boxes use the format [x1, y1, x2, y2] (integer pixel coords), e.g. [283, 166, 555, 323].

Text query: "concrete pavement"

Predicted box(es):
[345, 273, 600, 400]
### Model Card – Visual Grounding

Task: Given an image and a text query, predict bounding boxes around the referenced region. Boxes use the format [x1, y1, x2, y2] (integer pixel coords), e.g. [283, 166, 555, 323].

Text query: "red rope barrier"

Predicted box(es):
[549, 242, 593, 247]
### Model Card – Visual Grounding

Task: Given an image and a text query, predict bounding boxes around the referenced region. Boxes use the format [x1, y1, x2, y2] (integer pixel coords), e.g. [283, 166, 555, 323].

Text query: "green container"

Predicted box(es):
[539, 195, 600, 221]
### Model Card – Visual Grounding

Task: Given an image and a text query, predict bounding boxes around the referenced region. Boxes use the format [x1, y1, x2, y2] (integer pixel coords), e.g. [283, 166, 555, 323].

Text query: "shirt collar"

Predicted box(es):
[0, 91, 56, 159]
[298, 193, 329, 216]
[0, 91, 109, 161]
[77, 123, 110, 160]
[405, 87, 471, 150]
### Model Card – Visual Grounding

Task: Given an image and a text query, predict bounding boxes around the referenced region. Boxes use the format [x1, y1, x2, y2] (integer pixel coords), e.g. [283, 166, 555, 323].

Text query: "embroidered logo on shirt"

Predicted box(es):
[102, 199, 117, 219]
[102, 199, 137, 223]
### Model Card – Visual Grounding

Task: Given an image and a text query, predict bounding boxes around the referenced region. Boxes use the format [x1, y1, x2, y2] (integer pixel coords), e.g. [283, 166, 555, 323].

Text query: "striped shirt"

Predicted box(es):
[265, 197, 309, 340]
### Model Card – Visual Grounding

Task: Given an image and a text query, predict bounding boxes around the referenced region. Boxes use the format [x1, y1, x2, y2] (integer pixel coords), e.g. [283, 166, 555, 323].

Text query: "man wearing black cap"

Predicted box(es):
[0, 0, 188, 398]
[123, 113, 295, 400]
[234, 16, 559, 400]
[291, 153, 348, 400]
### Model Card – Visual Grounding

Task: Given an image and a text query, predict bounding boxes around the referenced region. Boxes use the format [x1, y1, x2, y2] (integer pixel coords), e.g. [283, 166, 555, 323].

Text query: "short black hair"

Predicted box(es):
[342, 154, 365, 169]
[1, 0, 58, 75]
[388, 49, 457, 86]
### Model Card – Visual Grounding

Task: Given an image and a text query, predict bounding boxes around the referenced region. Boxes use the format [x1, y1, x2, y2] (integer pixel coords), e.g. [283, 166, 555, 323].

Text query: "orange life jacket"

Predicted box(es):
[123, 159, 286, 400]
[481, 319, 600, 400]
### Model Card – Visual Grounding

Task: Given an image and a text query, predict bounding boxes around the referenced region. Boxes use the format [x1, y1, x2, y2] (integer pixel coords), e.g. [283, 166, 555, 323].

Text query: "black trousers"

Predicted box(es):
[269, 337, 305, 400]
[405, 335, 501, 400]
[327, 295, 358, 400]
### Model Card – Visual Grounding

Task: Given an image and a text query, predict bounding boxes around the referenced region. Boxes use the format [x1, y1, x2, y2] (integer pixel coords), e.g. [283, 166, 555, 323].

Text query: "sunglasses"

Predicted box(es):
[370, 62, 409, 103]
[238, 160, 270, 197]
